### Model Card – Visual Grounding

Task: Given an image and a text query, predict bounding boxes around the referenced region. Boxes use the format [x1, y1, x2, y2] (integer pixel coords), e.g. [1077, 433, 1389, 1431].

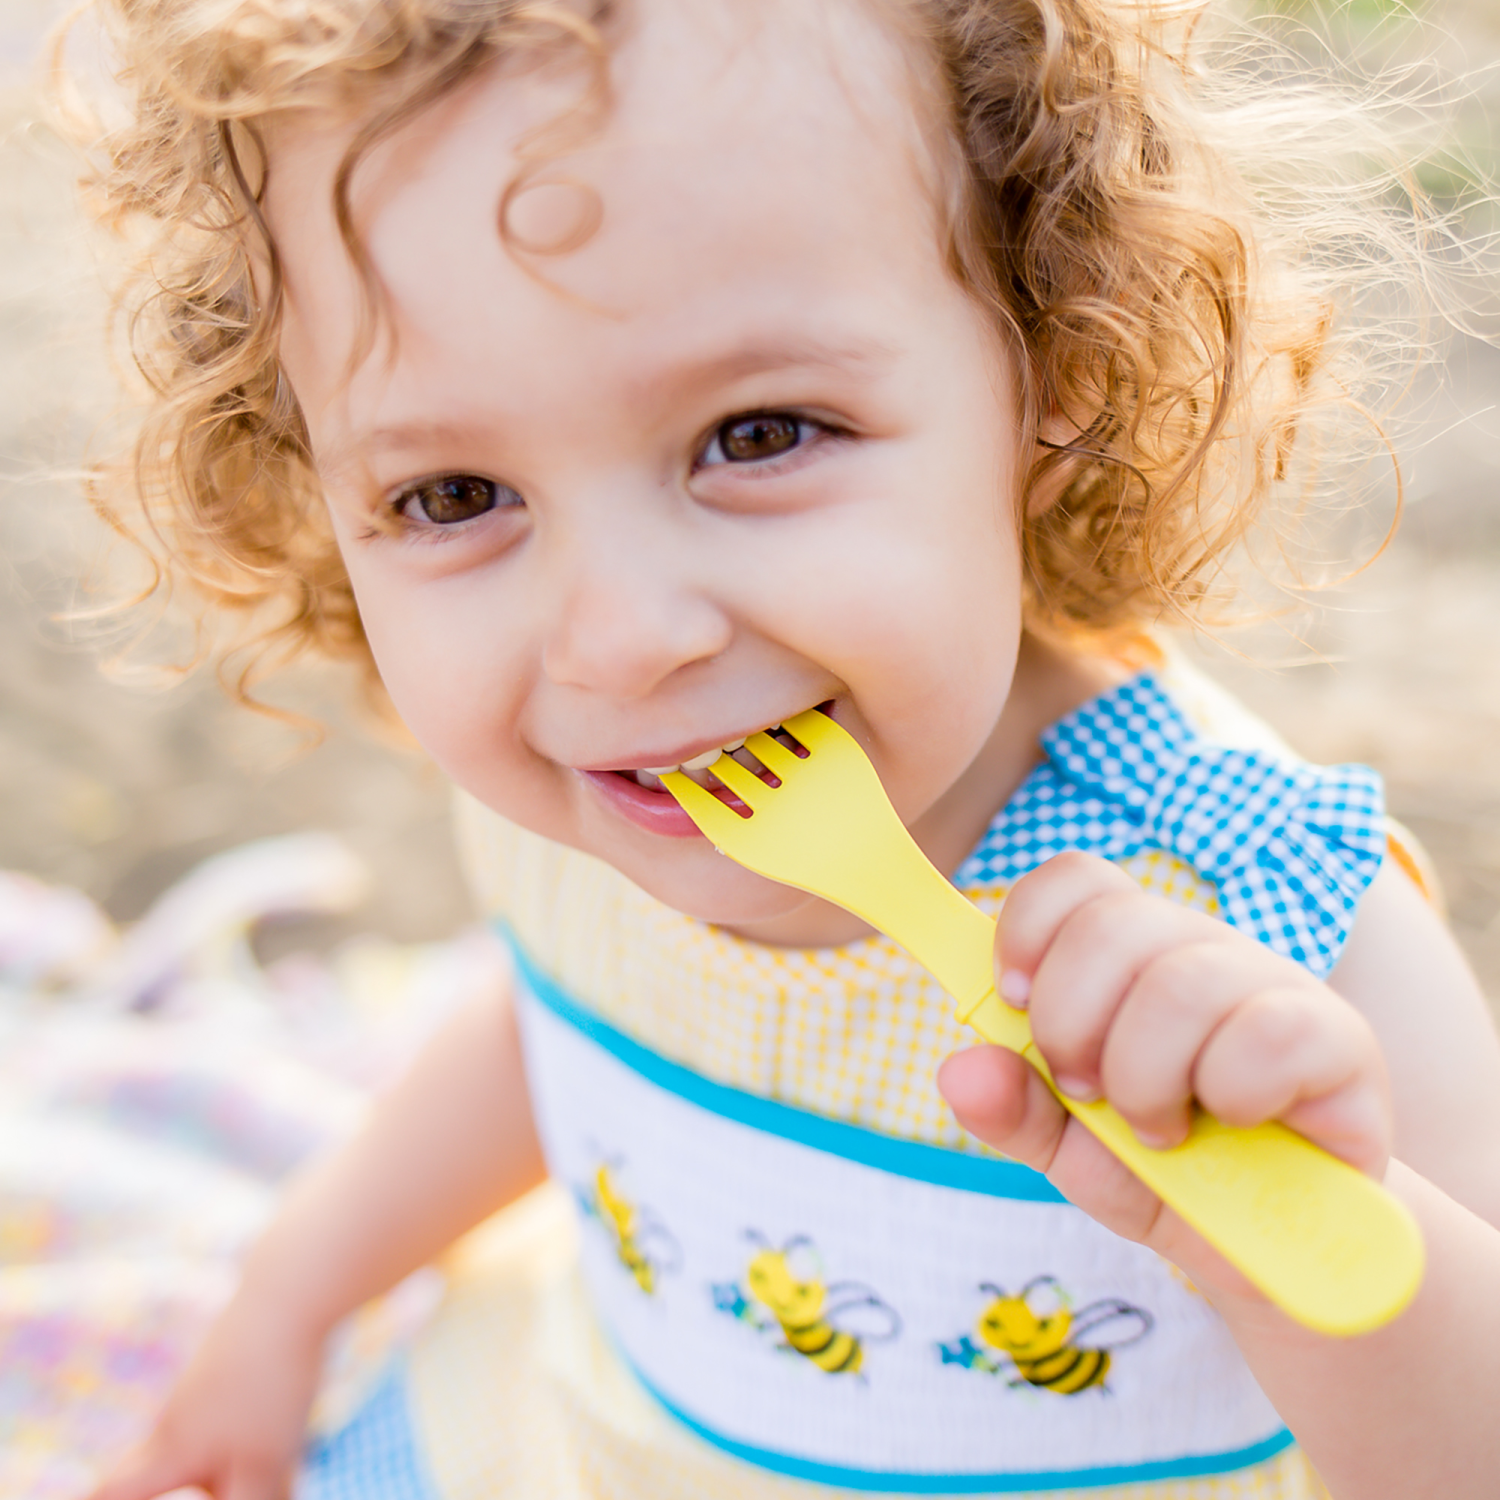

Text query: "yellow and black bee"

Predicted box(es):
[715, 1232, 901, 1376]
[940, 1275, 1152, 1395]
[581, 1163, 680, 1295]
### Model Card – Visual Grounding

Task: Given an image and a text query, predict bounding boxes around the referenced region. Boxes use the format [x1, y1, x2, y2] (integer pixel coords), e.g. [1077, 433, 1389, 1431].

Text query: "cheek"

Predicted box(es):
[339, 560, 517, 769]
[740, 540, 1021, 839]
[830, 522, 1025, 800]
[794, 504, 1024, 697]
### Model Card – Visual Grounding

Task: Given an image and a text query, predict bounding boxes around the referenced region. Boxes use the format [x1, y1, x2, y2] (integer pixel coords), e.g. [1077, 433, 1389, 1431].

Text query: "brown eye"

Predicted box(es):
[716, 414, 803, 463]
[401, 476, 512, 525]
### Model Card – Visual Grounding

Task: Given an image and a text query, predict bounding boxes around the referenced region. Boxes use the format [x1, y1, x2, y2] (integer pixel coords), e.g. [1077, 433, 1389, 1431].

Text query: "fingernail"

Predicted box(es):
[999, 969, 1031, 1006]
[1053, 1075, 1098, 1102]
[1134, 1129, 1174, 1151]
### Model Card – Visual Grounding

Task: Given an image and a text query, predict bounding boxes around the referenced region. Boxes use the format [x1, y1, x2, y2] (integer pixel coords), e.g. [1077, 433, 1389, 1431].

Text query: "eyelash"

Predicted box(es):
[380, 475, 522, 542]
[373, 408, 843, 541]
[696, 411, 840, 473]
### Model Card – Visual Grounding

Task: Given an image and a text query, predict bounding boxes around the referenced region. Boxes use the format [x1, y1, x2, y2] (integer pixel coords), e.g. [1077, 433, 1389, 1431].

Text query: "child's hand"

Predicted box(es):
[83, 1291, 323, 1500]
[937, 851, 1393, 1301]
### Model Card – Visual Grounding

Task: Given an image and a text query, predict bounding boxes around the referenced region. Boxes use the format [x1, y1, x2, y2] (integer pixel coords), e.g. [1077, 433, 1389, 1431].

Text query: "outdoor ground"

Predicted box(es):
[1, 0, 1497, 1003]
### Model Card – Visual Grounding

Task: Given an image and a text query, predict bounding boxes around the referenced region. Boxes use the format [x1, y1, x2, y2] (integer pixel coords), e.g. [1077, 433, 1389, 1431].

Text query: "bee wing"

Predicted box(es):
[635, 1213, 683, 1272]
[1070, 1299, 1154, 1350]
[1019, 1275, 1067, 1318]
[781, 1238, 824, 1283]
[822, 1283, 902, 1341]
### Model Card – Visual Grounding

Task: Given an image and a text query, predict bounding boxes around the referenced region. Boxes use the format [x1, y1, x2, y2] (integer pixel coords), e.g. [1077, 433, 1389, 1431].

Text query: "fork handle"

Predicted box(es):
[958, 989, 1424, 1337]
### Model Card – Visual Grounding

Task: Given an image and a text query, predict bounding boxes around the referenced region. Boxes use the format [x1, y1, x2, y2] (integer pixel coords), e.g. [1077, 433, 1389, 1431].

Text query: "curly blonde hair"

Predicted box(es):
[62, 0, 1434, 703]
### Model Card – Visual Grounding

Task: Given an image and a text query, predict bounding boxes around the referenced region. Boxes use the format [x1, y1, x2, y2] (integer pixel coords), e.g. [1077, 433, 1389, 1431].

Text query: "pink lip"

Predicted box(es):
[577, 768, 735, 838]
[574, 703, 832, 840]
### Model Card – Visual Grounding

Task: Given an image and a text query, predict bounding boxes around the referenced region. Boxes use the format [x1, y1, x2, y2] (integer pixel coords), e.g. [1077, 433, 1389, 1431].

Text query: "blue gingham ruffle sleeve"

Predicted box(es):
[956, 674, 1386, 978]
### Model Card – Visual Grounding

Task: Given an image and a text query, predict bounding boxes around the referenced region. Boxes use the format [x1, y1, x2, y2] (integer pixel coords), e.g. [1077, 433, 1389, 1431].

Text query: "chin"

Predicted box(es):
[624, 850, 814, 929]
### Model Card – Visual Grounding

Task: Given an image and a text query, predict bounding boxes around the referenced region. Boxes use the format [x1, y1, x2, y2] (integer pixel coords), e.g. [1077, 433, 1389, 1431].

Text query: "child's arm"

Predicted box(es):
[939, 852, 1500, 1500]
[87, 972, 545, 1500]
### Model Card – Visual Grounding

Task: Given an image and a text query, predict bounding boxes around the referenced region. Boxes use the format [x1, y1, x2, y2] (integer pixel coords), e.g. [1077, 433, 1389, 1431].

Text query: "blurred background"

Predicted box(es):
[1, 0, 1497, 997]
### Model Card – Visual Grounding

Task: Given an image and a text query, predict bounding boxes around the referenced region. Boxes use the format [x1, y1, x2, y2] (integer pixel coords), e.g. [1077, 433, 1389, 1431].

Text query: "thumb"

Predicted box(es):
[83, 1447, 210, 1500]
[221, 1462, 294, 1500]
[939, 1044, 1166, 1247]
[938, 1045, 1068, 1170]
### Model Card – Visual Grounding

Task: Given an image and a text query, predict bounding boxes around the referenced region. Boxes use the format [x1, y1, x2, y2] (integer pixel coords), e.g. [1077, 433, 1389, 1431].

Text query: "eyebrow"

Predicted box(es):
[650, 333, 900, 394]
[318, 418, 490, 485]
[319, 333, 898, 483]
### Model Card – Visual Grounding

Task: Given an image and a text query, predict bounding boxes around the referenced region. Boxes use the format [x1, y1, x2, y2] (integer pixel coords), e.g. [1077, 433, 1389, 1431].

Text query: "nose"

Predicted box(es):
[540, 532, 733, 699]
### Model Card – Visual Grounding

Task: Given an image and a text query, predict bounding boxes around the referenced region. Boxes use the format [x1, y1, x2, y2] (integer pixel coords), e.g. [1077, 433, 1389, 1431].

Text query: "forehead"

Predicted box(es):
[263, 0, 955, 428]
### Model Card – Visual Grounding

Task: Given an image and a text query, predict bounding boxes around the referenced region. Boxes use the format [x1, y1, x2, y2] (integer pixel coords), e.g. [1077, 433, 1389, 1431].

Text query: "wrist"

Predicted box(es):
[233, 1212, 357, 1350]
[222, 1258, 338, 1358]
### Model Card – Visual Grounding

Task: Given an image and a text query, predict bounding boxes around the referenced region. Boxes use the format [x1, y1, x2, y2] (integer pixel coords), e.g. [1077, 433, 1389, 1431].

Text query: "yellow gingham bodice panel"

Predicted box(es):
[459, 811, 1216, 1150]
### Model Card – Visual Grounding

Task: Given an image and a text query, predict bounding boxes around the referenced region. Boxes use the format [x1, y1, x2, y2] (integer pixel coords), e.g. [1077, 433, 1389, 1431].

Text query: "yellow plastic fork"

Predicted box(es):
[662, 709, 1423, 1337]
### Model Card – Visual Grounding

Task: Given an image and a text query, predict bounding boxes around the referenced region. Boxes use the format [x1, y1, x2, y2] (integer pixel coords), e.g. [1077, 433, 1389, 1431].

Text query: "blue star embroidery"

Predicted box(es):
[711, 1281, 750, 1319]
[938, 1335, 996, 1373]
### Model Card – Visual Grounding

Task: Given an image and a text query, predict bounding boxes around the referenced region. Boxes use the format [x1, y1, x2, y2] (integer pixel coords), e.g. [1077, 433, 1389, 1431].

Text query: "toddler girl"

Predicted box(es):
[72, 0, 1500, 1496]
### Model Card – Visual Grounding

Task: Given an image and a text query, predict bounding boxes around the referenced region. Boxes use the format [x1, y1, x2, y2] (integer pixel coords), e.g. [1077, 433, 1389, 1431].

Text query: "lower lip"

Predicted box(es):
[577, 704, 830, 840]
[578, 768, 746, 838]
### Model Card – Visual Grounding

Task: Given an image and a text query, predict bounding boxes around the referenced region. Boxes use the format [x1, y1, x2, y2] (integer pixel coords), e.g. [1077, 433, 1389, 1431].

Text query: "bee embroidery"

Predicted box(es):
[939, 1275, 1153, 1395]
[713, 1231, 901, 1376]
[577, 1162, 680, 1295]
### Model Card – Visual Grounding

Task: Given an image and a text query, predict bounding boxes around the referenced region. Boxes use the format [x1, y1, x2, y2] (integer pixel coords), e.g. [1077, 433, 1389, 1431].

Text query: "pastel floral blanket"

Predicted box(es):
[0, 835, 499, 1499]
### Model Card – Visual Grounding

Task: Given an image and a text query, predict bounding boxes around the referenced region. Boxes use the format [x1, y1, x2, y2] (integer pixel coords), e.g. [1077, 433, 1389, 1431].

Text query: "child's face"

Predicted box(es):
[269, 0, 1044, 940]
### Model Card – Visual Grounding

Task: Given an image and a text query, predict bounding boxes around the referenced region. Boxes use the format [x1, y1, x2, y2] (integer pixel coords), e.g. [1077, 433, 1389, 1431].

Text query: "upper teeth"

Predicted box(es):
[640, 736, 756, 779]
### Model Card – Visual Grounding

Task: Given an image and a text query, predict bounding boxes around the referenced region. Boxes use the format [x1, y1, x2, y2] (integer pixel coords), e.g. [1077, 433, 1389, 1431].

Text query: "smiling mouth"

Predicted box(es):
[606, 706, 828, 796]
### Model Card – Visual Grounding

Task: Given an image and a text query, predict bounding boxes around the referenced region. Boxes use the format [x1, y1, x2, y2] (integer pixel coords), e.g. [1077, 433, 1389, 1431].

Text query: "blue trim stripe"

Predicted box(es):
[505, 929, 1066, 1203]
[637, 1364, 1297, 1493]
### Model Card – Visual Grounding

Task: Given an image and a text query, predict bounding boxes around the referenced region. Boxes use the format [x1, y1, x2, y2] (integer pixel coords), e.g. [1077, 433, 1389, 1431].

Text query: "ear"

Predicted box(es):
[1025, 407, 1091, 519]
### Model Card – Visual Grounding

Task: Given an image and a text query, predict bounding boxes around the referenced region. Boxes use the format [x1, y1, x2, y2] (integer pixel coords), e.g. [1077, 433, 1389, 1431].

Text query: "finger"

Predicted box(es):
[1098, 941, 1307, 1148]
[1026, 892, 1227, 1099]
[1282, 1076, 1393, 1178]
[994, 851, 1139, 995]
[1194, 987, 1391, 1172]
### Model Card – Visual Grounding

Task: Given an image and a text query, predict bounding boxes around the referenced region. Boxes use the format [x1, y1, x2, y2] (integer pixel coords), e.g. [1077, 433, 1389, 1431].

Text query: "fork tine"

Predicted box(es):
[744, 731, 803, 777]
[699, 752, 766, 802]
[784, 709, 847, 754]
[659, 770, 748, 837]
